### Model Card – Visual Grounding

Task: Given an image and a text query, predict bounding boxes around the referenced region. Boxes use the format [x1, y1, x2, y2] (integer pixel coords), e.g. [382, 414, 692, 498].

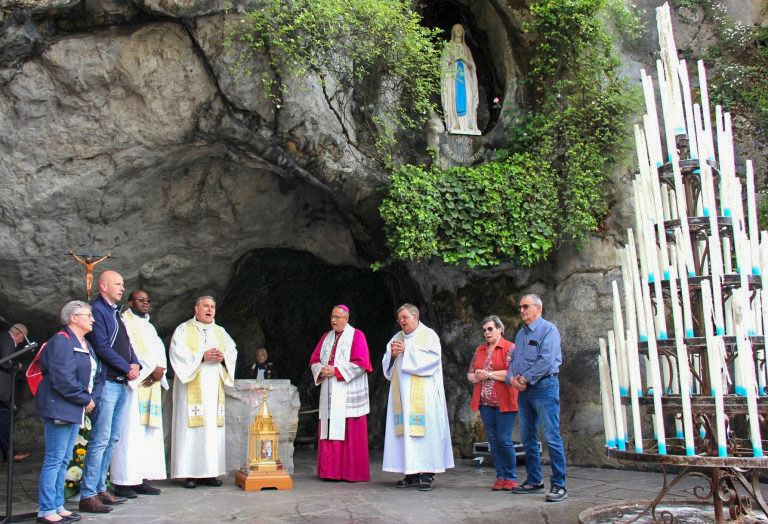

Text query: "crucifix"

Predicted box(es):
[67, 235, 112, 301]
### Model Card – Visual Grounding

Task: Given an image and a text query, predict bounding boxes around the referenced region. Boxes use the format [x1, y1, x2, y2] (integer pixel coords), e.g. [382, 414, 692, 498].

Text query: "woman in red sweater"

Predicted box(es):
[467, 315, 518, 491]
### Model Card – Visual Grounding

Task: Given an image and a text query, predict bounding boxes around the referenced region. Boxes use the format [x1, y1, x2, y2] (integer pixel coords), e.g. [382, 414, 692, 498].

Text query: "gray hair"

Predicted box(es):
[396, 303, 420, 319]
[520, 293, 543, 307]
[61, 301, 91, 325]
[195, 296, 216, 307]
[481, 315, 505, 334]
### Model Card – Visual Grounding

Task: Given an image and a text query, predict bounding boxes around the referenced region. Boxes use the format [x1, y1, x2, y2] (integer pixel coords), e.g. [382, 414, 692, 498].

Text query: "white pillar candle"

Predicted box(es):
[733, 288, 764, 457]
[656, 59, 677, 164]
[668, 265, 696, 455]
[657, 4, 686, 136]
[697, 61, 716, 163]
[644, 220, 668, 340]
[674, 229, 695, 338]
[701, 280, 729, 457]
[607, 331, 627, 451]
[641, 275, 668, 453]
[678, 59, 699, 159]
[628, 232, 649, 343]
[641, 70, 664, 167]
[612, 281, 630, 396]
[599, 338, 618, 448]
[746, 160, 761, 276]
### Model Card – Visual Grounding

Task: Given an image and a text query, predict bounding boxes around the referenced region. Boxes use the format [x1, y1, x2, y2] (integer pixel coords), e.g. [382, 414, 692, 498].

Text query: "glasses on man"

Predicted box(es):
[135, 298, 151, 303]
[519, 304, 537, 311]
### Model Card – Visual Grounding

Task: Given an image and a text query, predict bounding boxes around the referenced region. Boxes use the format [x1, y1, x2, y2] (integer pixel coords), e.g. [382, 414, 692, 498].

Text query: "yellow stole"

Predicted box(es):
[185, 320, 227, 428]
[391, 331, 427, 437]
[122, 311, 162, 428]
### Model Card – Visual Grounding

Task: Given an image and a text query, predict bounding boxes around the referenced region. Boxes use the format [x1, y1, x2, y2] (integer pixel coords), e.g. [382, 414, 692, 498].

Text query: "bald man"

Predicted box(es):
[80, 270, 141, 514]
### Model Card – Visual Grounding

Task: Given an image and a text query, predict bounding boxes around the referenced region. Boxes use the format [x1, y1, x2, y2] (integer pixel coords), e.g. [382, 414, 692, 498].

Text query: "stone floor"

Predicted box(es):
[1, 448, 765, 523]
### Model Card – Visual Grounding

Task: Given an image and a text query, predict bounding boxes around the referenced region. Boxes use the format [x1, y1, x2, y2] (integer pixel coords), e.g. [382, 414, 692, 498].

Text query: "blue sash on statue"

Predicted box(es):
[455, 60, 467, 116]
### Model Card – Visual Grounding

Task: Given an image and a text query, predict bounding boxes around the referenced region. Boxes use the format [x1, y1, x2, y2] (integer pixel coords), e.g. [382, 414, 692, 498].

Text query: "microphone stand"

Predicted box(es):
[0, 342, 38, 524]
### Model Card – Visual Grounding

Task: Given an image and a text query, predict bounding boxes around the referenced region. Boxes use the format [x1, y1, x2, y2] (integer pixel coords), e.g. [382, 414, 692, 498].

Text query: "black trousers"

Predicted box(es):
[0, 407, 10, 460]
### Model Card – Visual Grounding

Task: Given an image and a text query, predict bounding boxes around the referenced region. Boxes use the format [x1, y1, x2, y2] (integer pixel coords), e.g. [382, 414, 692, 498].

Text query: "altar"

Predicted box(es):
[224, 380, 300, 474]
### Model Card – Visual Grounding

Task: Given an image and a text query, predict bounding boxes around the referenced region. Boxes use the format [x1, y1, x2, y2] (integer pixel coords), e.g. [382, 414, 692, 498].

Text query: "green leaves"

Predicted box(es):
[379, 154, 558, 268]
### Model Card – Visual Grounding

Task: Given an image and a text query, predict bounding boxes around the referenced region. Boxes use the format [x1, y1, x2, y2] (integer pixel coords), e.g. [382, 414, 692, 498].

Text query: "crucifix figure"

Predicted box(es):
[67, 235, 112, 301]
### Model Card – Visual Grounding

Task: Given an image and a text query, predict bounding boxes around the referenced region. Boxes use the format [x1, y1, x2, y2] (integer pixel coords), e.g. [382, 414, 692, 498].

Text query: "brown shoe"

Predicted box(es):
[78, 495, 113, 513]
[98, 490, 126, 505]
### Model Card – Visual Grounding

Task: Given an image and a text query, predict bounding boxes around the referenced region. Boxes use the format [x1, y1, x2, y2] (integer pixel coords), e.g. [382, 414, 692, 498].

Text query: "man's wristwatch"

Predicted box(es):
[519, 376, 528, 386]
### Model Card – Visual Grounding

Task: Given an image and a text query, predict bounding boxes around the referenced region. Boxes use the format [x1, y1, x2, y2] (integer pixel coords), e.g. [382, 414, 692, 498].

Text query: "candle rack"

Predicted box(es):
[594, 3, 768, 523]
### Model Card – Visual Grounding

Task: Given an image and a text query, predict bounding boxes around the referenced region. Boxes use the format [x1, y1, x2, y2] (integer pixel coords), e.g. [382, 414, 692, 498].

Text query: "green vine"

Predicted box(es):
[226, 0, 441, 165]
[379, 0, 640, 268]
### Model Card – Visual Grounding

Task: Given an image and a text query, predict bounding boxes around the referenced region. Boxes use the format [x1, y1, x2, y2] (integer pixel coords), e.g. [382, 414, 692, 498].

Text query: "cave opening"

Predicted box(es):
[218, 248, 422, 445]
[419, 0, 510, 133]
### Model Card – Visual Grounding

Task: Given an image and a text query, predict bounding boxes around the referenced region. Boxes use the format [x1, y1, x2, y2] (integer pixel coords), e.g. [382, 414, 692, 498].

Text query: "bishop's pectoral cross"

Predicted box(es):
[191, 406, 202, 416]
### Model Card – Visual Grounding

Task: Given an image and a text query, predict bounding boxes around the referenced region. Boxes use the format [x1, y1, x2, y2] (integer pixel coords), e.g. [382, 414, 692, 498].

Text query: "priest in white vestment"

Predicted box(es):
[110, 290, 167, 498]
[169, 296, 237, 488]
[382, 303, 454, 491]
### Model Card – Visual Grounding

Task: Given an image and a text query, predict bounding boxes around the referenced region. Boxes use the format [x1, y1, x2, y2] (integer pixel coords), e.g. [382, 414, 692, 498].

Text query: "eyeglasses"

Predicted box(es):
[135, 298, 151, 303]
[482, 326, 496, 332]
[519, 304, 538, 311]
[74, 312, 94, 319]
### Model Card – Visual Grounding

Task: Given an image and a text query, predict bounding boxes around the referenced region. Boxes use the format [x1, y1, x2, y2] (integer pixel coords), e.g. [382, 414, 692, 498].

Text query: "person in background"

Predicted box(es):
[467, 315, 518, 491]
[0, 323, 31, 462]
[507, 293, 567, 502]
[251, 348, 276, 379]
[36, 301, 102, 522]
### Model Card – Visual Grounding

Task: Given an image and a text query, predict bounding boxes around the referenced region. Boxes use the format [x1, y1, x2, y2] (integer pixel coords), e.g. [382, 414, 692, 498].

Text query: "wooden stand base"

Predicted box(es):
[235, 468, 293, 491]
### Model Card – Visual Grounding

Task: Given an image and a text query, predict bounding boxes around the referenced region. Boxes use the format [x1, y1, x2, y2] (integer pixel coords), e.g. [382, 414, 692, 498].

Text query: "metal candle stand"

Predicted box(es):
[593, 4, 768, 522]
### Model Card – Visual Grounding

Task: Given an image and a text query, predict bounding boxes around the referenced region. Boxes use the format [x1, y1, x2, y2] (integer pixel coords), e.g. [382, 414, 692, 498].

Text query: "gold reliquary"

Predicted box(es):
[235, 389, 292, 491]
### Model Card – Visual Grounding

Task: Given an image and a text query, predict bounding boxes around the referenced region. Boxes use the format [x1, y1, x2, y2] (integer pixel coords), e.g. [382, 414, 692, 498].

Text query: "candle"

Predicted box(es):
[612, 281, 629, 396]
[641, 70, 664, 166]
[656, 4, 686, 136]
[702, 280, 729, 457]
[628, 232, 649, 342]
[732, 288, 764, 457]
[641, 274, 667, 453]
[655, 59, 677, 163]
[644, 220, 668, 340]
[678, 59, 699, 159]
[668, 265, 696, 455]
[697, 60, 716, 163]
[599, 338, 618, 448]
[674, 229, 695, 337]
[607, 331, 627, 451]
[746, 160, 760, 276]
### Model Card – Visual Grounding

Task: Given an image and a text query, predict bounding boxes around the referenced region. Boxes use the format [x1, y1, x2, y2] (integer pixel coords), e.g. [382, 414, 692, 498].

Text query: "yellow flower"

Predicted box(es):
[75, 448, 86, 456]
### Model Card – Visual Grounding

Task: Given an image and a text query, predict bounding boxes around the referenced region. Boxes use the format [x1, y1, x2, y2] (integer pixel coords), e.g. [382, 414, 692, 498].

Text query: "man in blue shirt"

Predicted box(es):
[507, 293, 567, 502]
[79, 270, 140, 514]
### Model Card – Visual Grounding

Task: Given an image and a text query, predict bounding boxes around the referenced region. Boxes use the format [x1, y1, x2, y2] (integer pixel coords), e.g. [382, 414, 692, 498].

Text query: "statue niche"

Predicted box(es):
[440, 23, 481, 136]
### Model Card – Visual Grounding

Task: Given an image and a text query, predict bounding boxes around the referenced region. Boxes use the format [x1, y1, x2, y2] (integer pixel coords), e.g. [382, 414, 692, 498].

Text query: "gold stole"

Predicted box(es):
[122, 311, 162, 428]
[391, 331, 427, 437]
[185, 320, 227, 428]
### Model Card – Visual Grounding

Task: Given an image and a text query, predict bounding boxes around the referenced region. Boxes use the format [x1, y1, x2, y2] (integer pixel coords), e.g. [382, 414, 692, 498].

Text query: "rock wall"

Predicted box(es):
[2, 0, 767, 468]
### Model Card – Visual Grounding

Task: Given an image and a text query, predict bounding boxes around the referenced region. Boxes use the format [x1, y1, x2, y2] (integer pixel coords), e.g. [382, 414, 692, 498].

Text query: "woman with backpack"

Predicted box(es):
[35, 301, 103, 523]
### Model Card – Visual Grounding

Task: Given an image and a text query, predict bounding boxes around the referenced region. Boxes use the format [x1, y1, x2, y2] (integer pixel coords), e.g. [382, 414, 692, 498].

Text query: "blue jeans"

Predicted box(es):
[479, 405, 517, 480]
[81, 381, 128, 498]
[518, 376, 566, 487]
[38, 418, 80, 517]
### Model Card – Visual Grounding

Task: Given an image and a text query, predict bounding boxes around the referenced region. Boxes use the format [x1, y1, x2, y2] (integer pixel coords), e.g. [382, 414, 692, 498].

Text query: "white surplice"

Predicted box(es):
[382, 322, 455, 474]
[110, 310, 168, 485]
[169, 319, 237, 479]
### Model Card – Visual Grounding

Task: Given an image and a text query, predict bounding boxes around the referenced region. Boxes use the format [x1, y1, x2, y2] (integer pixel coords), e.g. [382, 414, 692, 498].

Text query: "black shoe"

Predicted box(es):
[395, 474, 419, 488]
[511, 481, 546, 494]
[184, 478, 197, 489]
[418, 474, 434, 492]
[546, 484, 568, 502]
[60, 513, 82, 522]
[112, 485, 138, 499]
[134, 480, 161, 495]
[197, 477, 223, 487]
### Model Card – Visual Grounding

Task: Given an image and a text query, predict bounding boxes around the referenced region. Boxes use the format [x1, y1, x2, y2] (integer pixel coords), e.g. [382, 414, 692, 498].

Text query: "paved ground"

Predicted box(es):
[0, 448, 760, 523]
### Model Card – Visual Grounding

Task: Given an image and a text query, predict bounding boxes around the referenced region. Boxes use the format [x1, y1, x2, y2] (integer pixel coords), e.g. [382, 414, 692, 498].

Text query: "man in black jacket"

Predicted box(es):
[0, 323, 30, 462]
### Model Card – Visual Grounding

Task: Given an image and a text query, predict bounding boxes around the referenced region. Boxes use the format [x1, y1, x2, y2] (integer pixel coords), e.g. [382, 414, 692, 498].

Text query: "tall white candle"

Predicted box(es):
[674, 229, 695, 338]
[668, 264, 696, 455]
[607, 331, 627, 451]
[678, 59, 699, 159]
[732, 288, 764, 457]
[702, 280, 728, 457]
[644, 220, 668, 340]
[628, 232, 649, 343]
[621, 247, 645, 451]
[746, 160, 760, 276]
[697, 60, 716, 163]
[641, 275, 667, 453]
[612, 281, 630, 396]
[599, 338, 618, 448]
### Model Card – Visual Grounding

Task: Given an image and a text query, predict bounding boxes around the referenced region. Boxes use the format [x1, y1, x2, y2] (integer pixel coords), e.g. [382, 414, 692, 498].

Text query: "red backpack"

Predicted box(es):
[25, 330, 69, 396]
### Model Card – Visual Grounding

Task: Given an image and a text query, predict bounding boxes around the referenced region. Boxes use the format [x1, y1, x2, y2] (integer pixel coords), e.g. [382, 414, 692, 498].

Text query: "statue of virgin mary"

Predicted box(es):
[440, 24, 481, 136]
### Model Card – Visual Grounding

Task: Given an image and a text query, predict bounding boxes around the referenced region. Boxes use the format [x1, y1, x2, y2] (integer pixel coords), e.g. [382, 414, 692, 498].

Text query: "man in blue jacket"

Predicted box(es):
[79, 270, 140, 514]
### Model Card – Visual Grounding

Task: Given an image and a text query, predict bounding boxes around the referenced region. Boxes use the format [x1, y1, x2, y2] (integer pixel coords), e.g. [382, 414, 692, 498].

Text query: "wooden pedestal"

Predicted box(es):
[235, 467, 293, 491]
